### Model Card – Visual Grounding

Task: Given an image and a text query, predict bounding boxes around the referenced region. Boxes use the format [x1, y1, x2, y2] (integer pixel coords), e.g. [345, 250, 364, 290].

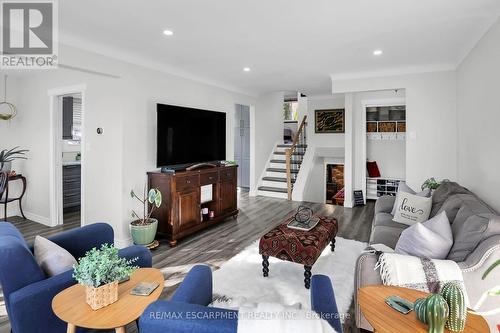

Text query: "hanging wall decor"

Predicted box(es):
[315, 109, 345, 133]
[0, 76, 17, 121]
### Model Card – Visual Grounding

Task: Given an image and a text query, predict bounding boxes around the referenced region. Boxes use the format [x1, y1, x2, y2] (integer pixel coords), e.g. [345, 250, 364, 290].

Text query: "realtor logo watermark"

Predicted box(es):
[1, 0, 58, 69]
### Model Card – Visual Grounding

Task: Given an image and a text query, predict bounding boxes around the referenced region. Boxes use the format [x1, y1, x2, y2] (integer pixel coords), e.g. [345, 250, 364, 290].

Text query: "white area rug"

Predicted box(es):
[211, 237, 367, 320]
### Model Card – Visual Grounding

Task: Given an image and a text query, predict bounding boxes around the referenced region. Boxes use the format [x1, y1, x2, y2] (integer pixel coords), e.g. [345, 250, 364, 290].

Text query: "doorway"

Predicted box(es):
[48, 85, 86, 227]
[61, 94, 82, 224]
[234, 104, 250, 189]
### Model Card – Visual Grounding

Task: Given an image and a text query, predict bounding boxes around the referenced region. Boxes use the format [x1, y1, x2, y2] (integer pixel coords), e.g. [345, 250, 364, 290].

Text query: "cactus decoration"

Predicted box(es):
[426, 294, 449, 333]
[414, 297, 429, 324]
[441, 282, 467, 332]
[414, 294, 449, 333]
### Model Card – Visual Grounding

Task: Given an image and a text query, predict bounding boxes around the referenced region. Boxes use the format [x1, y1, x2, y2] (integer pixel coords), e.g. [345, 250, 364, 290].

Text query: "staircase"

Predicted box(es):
[258, 116, 307, 200]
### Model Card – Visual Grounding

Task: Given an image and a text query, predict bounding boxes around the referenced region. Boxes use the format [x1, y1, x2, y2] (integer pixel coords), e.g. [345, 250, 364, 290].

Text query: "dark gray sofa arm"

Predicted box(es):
[374, 196, 396, 215]
[354, 251, 382, 331]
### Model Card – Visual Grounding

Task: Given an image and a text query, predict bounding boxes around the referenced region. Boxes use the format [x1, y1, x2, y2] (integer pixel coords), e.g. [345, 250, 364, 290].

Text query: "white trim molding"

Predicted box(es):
[24, 212, 52, 226]
[48, 84, 87, 227]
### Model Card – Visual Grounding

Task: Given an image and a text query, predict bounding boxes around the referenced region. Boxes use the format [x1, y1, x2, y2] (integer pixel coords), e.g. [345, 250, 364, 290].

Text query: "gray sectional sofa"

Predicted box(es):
[355, 182, 500, 331]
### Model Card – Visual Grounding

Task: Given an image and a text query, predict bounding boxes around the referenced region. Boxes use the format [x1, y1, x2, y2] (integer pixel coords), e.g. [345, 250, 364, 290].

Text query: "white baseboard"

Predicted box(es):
[114, 237, 133, 249]
[24, 211, 53, 226]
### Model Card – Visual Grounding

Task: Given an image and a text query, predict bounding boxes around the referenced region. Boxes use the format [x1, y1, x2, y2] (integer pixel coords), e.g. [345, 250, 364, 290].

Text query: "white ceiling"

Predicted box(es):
[59, 0, 500, 96]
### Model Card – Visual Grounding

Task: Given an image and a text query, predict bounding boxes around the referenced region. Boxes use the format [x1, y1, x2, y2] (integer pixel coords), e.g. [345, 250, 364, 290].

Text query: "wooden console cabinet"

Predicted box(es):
[147, 165, 238, 247]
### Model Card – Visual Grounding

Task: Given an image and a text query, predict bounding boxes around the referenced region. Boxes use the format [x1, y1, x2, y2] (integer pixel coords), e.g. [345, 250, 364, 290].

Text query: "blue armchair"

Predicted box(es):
[0, 222, 152, 333]
[139, 265, 343, 333]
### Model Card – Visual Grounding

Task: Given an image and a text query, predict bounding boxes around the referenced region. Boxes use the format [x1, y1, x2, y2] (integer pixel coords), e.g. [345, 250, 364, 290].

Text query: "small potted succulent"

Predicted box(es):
[73, 244, 138, 310]
[0, 146, 28, 172]
[130, 185, 162, 245]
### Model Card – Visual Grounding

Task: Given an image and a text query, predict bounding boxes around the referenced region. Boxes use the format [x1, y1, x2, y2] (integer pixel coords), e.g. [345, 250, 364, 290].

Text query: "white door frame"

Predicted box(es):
[48, 84, 87, 227]
[360, 97, 405, 203]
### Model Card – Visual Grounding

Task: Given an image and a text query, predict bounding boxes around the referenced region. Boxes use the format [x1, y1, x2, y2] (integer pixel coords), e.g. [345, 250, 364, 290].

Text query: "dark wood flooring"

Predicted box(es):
[0, 191, 374, 333]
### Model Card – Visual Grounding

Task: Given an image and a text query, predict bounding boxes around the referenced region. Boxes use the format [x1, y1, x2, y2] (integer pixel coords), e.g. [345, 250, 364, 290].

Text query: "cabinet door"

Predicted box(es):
[219, 180, 237, 214]
[177, 189, 200, 229]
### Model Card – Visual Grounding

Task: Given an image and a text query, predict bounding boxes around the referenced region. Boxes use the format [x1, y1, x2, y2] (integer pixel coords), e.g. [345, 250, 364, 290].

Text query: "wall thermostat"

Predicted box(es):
[97, 128, 103, 134]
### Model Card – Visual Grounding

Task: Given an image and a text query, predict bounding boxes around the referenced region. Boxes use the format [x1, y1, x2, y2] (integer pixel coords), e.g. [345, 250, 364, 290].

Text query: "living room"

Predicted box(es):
[0, 1, 499, 333]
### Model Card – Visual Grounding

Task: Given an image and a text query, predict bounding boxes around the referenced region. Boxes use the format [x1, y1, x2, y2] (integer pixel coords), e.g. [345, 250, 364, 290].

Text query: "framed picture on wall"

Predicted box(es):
[315, 109, 345, 133]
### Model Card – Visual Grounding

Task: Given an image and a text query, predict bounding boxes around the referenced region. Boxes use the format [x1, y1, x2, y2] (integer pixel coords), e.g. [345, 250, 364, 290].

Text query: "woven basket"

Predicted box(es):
[85, 281, 119, 310]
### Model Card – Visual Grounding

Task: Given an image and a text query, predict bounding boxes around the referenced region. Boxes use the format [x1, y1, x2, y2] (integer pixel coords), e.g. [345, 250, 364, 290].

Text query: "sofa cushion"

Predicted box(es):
[34, 236, 77, 277]
[374, 196, 396, 215]
[391, 182, 431, 216]
[373, 212, 408, 229]
[369, 225, 406, 249]
[448, 209, 500, 262]
[395, 211, 453, 259]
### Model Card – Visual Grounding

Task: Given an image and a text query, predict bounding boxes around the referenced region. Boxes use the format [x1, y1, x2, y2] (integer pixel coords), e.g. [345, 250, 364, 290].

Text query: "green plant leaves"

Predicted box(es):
[72, 244, 138, 287]
[482, 259, 500, 280]
[148, 188, 162, 208]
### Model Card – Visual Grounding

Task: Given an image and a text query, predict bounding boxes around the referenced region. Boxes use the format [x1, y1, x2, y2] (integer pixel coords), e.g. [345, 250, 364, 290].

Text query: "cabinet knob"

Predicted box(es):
[186, 180, 191, 184]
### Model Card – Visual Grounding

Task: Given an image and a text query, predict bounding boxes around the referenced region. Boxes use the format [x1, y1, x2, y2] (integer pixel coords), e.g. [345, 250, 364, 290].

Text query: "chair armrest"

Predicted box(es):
[118, 245, 152, 268]
[375, 196, 396, 214]
[310, 275, 343, 333]
[139, 300, 237, 333]
[354, 252, 382, 331]
[8, 270, 76, 333]
[47, 223, 114, 259]
[171, 265, 212, 306]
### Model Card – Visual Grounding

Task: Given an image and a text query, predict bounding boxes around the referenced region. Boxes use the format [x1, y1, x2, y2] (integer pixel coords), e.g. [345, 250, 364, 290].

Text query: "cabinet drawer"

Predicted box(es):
[200, 172, 218, 185]
[176, 175, 199, 191]
[220, 168, 236, 181]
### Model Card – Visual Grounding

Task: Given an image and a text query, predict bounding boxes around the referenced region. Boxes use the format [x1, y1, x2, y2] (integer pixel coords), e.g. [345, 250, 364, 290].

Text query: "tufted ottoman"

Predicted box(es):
[259, 215, 338, 289]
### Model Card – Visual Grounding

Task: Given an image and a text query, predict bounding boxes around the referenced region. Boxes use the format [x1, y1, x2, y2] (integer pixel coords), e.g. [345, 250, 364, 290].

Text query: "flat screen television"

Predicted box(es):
[157, 103, 226, 167]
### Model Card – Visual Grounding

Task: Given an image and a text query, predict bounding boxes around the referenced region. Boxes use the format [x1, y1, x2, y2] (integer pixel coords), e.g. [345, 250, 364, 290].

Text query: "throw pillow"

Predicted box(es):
[366, 161, 381, 178]
[395, 211, 453, 259]
[34, 236, 77, 277]
[391, 182, 431, 216]
[392, 191, 432, 225]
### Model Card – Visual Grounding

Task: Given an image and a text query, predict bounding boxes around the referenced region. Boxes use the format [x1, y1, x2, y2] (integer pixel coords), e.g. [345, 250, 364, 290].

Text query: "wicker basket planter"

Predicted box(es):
[85, 281, 119, 310]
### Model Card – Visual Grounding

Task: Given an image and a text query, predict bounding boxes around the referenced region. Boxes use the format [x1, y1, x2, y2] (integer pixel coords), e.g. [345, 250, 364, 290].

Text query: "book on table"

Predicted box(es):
[287, 216, 320, 231]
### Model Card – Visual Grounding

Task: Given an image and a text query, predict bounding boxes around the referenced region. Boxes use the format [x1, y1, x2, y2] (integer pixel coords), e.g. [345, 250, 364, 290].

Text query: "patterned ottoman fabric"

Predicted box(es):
[259, 215, 338, 267]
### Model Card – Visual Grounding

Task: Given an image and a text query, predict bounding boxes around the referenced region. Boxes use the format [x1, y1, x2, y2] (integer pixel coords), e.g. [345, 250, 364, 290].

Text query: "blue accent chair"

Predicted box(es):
[0, 222, 152, 333]
[139, 265, 343, 333]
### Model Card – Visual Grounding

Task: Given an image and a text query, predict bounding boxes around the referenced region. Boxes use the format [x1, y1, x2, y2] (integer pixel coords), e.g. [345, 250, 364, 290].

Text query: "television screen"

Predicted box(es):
[157, 104, 226, 167]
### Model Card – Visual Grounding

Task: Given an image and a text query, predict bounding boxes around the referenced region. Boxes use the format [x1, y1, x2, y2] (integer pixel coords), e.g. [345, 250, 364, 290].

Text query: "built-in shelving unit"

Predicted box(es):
[366, 177, 404, 200]
[366, 106, 406, 141]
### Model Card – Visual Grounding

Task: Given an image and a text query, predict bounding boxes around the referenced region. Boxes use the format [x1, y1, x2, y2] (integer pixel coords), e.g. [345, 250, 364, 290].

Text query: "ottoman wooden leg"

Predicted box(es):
[304, 265, 312, 289]
[262, 255, 269, 277]
[330, 238, 336, 252]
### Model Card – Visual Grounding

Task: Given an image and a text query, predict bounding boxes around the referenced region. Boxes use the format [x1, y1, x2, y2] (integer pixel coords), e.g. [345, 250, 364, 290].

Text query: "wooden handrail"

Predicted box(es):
[285, 115, 307, 200]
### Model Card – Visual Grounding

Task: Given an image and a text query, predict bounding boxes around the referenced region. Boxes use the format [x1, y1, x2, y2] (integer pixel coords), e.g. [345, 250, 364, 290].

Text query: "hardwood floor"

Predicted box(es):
[0, 191, 374, 333]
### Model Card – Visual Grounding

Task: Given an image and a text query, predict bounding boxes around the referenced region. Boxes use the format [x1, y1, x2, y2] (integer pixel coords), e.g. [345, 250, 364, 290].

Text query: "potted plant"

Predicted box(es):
[0, 146, 28, 172]
[73, 244, 138, 310]
[130, 185, 162, 245]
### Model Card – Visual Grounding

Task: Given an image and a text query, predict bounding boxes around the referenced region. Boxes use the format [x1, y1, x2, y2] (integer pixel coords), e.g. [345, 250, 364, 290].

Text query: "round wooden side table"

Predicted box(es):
[358, 285, 489, 333]
[52, 268, 164, 333]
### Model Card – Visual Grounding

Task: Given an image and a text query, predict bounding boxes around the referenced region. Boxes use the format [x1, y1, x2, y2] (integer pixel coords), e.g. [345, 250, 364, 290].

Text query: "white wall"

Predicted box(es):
[333, 71, 457, 191]
[366, 140, 405, 179]
[457, 17, 500, 212]
[293, 95, 346, 203]
[306, 95, 345, 148]
[251, 91, 285, 195]
[0, 44, 259, 245]
[0, 76, 24, 218]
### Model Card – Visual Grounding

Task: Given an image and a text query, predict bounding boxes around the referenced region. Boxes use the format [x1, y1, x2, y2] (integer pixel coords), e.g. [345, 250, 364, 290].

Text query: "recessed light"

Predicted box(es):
[373, 49, 383, 56]
[243, 67, 251, 72]
[163, 30, 174, 36]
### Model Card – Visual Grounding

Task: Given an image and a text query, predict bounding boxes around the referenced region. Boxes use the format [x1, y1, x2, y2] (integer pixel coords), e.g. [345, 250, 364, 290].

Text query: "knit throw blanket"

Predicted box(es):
[376, 253, 469, 305]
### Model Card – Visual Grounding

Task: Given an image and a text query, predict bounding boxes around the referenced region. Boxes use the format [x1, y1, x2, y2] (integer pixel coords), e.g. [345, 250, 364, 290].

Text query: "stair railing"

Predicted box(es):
[285, 115, 307, 200]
